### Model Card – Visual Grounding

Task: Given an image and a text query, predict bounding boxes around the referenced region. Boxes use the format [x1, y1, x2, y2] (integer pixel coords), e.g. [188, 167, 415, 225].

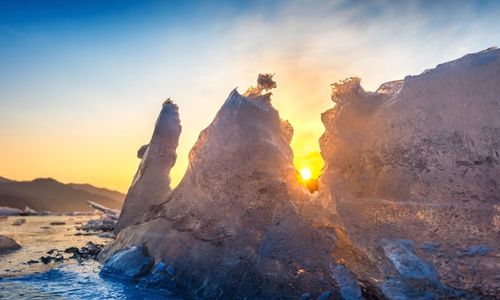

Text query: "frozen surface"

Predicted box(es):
[320, 47, 500, 297]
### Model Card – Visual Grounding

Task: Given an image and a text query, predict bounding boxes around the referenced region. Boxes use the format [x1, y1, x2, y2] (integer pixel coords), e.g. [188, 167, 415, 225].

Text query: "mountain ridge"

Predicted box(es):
[0, 176, 125, 212]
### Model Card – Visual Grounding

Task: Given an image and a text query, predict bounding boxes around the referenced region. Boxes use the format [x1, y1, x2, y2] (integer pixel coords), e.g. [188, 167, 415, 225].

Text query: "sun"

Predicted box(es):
[299, 168, 312, 181]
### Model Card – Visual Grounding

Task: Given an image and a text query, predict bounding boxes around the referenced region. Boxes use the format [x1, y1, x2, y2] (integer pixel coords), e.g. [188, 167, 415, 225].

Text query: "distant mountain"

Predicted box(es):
[68, 183, 124, 203]
[0, 176, 11, 183]
[0, 177, 125, 212]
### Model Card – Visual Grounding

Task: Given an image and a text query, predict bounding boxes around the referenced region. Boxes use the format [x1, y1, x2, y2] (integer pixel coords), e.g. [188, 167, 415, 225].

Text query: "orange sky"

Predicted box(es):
[1, 1, 498, 192]
[0, 70, 332, 192]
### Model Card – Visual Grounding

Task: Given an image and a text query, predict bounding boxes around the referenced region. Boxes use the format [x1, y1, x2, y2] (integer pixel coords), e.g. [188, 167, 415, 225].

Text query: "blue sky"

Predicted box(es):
[1, 0, 499, 191]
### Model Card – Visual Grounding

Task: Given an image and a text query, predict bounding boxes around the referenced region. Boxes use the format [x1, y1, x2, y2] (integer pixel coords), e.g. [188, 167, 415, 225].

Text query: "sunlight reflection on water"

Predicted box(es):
[0, 215, 109, 276]
[0, 216, 181, 299]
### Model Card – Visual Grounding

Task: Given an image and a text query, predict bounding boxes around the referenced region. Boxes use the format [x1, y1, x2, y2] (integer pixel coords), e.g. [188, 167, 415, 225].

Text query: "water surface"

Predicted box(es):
[0, 215, 179, 299]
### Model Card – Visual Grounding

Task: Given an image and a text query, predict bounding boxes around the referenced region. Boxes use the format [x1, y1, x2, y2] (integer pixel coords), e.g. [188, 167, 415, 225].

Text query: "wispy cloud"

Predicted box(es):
[1, 0, 498, 190]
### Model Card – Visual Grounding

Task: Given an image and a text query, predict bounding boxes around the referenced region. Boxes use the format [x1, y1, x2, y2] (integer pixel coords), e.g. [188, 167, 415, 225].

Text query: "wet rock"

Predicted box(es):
[84, 241, 99, 254]
[29, 241, 105, 265]
[0, 235, 21, 253]
[40, 256, 52, 264]
[64, 247, 79, 255]
[64, 242, 103, 260]
[39, 250, 65, 264]
[100, 246, 153, 281]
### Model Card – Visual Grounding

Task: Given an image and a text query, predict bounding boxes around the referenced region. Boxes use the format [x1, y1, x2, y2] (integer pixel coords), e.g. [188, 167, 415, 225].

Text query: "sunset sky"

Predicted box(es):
[1, 0, 499, 192]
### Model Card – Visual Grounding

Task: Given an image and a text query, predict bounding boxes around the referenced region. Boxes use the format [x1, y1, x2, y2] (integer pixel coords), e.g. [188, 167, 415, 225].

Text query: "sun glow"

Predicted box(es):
[299, 168, 312, 181]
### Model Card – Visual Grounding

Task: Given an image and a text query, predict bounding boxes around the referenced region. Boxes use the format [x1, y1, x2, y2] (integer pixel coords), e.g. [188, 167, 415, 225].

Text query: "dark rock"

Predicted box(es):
[74, 232, 93, 236]
[84, 241, 98, 253]
[50, 221, 66, 225]
[0, 235, 21, 253]
[40, 256, 52, 264]
[47, 249, 58, 255]
[64, 246, 80, 254]
[54, 254, 64, 262]
[69, 241, 104, 260]
[26, 260, 39, 264]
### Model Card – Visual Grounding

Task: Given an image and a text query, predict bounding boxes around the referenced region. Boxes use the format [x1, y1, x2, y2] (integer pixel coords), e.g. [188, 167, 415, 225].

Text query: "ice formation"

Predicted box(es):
[102, 78, 371, 298]
[319, 48, 500, 297]
[104, 50, 500, 299]
[115, 99, 181, 233]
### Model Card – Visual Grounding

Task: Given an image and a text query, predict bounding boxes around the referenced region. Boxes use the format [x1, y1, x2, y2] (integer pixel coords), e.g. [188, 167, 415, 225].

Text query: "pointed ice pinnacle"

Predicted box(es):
[115, 99, 181, 233]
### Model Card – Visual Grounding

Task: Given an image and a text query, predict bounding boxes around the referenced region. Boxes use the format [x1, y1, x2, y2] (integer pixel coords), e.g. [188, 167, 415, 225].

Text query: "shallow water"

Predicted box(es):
[0, 215, 108, 276]
[0, 215, 180, 299]
[0, 261, 178, 299]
